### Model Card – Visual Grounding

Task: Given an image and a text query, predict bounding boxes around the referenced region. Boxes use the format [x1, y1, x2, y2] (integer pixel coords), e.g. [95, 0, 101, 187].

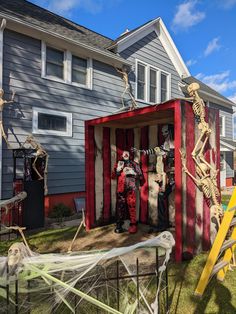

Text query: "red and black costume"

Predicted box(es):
[112, 157, 144, 233]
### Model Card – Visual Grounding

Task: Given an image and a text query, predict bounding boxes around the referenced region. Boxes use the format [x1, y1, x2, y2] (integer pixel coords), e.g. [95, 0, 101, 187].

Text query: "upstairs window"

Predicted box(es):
[161, 73, 168, 102]
[149, 68, 157, 103]
[234, 113, 236, 141]
[72, 56, 88, 86]
[136, 60, 170, 104]
[219, 115, 225, 137]
[42, 42, 93, 89]
[46, 46, 64, 79]
[33, 107, 72, 137]
[137, 63, 146, 100]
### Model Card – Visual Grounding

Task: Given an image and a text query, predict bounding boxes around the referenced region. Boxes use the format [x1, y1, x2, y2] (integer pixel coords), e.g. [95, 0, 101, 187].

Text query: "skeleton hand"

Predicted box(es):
[179, 149, 187, 171]
[131, 147, 138, 153]
[123, 167, 136, 176]
[117, 161, 124, 172]
[11, 91, 15, 102]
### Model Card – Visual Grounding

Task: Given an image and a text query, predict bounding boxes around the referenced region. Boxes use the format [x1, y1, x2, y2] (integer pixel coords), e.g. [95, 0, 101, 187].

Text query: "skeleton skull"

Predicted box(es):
[8, 243, 23, 267]
[187, 82, 200, 96]
[122, 150, 130, 161]
[161, 125, 169, 139]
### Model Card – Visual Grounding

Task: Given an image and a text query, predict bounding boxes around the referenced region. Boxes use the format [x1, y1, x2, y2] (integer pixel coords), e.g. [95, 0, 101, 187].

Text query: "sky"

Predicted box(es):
[29, 0, 236, 104]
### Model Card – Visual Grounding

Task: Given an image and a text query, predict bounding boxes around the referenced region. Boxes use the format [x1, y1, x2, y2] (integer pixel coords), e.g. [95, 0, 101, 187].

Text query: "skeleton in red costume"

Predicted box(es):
[112, 150, 144, 234]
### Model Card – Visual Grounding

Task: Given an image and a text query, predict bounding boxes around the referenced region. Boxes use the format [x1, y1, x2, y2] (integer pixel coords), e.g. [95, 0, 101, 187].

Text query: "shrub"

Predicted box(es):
[48, 203, 72, 219]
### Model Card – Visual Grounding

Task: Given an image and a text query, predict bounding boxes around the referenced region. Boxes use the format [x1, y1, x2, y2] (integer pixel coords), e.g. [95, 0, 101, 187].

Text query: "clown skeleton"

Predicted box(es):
[0, 89, 15, 149]
[23, 135, 49, 195]
[111, 150, 144, 234]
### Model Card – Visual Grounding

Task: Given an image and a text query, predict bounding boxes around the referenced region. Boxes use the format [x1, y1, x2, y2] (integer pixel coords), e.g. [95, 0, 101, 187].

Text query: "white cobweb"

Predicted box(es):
[0, 231, 175, 314]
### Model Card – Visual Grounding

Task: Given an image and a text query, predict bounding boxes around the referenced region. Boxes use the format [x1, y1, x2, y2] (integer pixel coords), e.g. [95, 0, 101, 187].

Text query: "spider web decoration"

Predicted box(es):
[0, 231, 174, 314]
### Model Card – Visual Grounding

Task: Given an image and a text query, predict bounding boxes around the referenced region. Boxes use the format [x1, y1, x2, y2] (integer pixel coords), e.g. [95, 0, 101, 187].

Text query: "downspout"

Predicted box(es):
[0, 18, 6, 199]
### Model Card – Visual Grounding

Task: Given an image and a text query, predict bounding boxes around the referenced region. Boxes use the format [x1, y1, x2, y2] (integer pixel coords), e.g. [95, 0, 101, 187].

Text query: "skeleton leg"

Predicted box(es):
[32, 156, 44, 180]
[191, 130, 207, 157]
[43, 154, 49, 195]
[0, 121, 12, 149]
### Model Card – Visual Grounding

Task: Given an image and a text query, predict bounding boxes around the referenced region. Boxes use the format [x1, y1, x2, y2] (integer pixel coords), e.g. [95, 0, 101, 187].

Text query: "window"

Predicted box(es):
[33, 108, 72, 137]
[137, 63, 146, 100]
[233, 113, 236, 141]
[136, 60, 170, 103]
[46, 46, 64, 79]
[72, 56, 87, 85]
[219, 115, 225, 137]
[42, 42, 93, 89]
[149, 68, 157, 103]
[161, 73, 168, 102]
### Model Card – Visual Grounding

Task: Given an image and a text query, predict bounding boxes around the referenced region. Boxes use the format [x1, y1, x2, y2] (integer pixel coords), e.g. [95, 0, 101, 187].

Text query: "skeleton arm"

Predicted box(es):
[0, 191, 27, 212]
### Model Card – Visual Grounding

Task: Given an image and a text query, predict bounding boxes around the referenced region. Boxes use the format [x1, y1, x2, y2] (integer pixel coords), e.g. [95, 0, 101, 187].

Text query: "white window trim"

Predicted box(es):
[233, 112, 236, 141]
[41, 41, 93, 90]
[220, 114, 226, 137]
[32, 107, 73, 137]
[135, 59, 171, 104]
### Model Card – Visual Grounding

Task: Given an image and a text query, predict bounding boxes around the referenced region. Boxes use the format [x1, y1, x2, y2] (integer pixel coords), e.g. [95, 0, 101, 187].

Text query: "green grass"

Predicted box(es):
[1, 226, 236, 313]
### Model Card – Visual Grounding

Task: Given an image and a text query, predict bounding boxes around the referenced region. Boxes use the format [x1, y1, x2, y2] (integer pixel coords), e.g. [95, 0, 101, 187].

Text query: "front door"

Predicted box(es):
[220, 152, 226, 187]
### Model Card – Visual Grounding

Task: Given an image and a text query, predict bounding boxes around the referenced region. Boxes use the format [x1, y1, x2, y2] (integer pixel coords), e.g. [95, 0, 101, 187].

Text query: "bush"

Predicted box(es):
[48, 203, 72, 219]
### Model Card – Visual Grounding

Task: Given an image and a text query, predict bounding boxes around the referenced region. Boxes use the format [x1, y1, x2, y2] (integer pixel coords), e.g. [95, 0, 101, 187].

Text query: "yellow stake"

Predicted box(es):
[195, 187, 236, 296]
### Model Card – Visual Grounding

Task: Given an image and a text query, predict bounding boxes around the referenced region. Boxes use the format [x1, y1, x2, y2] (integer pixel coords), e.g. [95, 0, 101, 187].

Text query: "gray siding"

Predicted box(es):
[209, 101, 233, 139]
[225, 151, 234, 178]
[1, 29, 189, 198]
[209, 102, 234, 178]
[2, 29, 125, 198]
[119, 31, 184, 103]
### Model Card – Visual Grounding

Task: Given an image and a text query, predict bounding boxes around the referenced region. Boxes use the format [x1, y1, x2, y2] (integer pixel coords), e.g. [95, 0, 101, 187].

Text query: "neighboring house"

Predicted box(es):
[0, 0, 234, 210]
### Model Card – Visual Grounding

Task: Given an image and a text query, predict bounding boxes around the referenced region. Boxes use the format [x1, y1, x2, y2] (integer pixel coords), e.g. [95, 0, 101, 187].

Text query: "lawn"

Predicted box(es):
[0, 223, 236, 314]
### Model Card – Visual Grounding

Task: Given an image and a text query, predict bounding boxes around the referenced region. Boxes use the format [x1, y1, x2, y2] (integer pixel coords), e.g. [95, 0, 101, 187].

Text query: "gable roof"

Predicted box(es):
[0, 0, 114, 50]
[109, 17, 190, 79]
[182, 76, 235, 107]
[0, 0, 132, 67]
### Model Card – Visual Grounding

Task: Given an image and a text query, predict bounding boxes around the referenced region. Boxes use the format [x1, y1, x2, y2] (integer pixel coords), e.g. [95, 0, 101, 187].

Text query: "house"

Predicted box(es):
[0, 0, 234, 215]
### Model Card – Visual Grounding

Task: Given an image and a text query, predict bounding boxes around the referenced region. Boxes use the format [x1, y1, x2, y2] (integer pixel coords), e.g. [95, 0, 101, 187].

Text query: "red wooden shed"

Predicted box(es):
[85, 99, 220, 261]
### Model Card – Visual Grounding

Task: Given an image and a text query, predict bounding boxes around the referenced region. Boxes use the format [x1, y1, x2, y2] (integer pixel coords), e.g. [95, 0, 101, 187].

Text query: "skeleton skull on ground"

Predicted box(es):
[7, 242, 29, 275]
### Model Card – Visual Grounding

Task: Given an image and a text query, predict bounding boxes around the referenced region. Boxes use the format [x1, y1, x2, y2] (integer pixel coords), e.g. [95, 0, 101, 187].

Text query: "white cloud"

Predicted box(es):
[196, 71, 236, 93]
[172, 1, 205, 31]
[43, 0, 119, 16]
[186, 59, 197, 66]
[219, 0, 236, 9]
[204, 37, 221, 56]
[228, 94, 236, 104]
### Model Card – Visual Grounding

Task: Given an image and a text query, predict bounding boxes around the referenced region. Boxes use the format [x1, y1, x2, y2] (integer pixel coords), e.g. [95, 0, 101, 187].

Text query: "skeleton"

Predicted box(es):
[180, 149, 223, 225]
[23, 135, 49, 195]
[0, 89, 15, 149]
[115, 66, 138, 111]
[131, 125, 174, 192]
[7, 242, 31, 276]
[186, 82, 211, 159]
[0, 191, 27, 214]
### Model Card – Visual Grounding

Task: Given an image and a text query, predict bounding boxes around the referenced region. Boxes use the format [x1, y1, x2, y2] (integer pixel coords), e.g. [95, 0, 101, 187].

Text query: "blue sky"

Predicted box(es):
[30, 0, 236, 103]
